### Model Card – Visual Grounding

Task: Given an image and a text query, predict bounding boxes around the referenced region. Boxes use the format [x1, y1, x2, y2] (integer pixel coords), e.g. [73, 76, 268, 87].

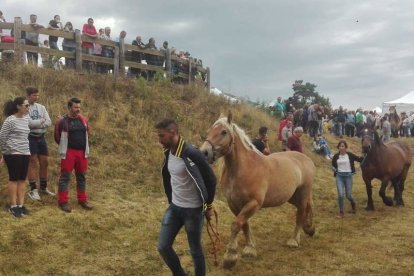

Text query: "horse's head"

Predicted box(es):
[200, 112, 234, 164]
[361, 128, 381, 153]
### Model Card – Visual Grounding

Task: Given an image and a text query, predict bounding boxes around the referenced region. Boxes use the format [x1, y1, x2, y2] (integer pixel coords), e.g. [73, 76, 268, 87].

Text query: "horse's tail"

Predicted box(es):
[303, 201, 315, 237]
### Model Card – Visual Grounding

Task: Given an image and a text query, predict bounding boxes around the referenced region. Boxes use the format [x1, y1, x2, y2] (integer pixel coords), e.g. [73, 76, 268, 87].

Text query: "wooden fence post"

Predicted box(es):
[119, 38, 125, 76]
[165, 49, 171, 76]
[206, 67, 210, 91]
[114, 47, 119, 78]
[14, 17, 23, 63]
[188, 60, 192, 85]
[75, 29, 82, 71]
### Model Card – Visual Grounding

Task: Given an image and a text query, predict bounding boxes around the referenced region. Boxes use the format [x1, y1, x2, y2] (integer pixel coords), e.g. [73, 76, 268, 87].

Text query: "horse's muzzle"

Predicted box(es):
[362, 145, 371, 153]
[200, 142, 215, 164]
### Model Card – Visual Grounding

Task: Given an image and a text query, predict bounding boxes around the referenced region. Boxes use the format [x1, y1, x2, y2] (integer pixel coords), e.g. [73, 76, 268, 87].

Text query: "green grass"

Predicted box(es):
[0, 63, 413, 275]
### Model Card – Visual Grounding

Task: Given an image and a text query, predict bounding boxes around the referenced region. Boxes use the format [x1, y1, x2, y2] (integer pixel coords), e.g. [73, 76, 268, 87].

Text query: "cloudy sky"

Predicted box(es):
[3, 0, 414, 110]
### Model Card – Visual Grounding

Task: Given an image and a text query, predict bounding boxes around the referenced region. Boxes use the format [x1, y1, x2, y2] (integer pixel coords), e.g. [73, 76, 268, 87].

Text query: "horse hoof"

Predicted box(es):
[241, 246, 257, 259]
[222, 253, 238, 269]
[383, 198, 394, 206]
[223, 250, 239, 269]
[286, 238, 299, 248]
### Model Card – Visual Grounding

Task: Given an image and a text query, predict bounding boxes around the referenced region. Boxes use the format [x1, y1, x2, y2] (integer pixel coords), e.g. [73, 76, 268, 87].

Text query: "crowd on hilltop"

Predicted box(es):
[0, 11, 206, 81]
[271, 96, 414, 142]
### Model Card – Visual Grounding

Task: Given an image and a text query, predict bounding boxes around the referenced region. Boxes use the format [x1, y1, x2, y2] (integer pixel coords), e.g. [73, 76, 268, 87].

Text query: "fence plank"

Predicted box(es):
[124, 60, 162, 71]
[0, 22, 14, 29]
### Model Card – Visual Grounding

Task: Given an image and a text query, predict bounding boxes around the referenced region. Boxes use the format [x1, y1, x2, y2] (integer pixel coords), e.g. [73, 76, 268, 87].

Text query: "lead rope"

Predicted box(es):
[206, 208, 221, 266]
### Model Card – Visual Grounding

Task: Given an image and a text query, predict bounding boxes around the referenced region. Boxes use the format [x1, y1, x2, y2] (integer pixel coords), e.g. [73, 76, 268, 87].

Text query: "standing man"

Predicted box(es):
[26, 87, 54, 201]
[54, 98, 92, 212]
[47, 15, 63, 50]
[381, 115, 391, 143]
[252, 126, 270, 155]
[273, 97, 286, 118]
[25, 14, 44, 65]
[155, 118, 216, 276]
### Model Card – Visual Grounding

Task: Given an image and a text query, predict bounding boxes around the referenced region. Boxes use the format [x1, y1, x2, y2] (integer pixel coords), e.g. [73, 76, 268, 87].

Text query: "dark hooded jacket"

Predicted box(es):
[161, 137, 217, 207]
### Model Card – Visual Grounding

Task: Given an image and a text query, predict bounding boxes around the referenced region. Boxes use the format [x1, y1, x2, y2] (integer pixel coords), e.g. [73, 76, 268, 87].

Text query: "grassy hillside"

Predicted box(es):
[0, 64, 413, 275]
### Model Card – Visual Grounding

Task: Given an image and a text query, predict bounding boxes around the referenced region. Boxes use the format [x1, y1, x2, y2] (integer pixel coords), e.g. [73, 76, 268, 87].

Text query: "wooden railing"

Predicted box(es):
[0, 17, 210, 88]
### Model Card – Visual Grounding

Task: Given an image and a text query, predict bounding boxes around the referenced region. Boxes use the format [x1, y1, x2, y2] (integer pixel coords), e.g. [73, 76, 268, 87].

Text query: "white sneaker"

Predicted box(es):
[28, 189, 41, 201]
[40, 188, 56, 197]
[325, 155, 331, 160]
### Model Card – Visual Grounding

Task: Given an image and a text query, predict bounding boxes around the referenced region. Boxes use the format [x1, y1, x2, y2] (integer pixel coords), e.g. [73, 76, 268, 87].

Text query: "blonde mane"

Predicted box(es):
[214, 117, 259, 152]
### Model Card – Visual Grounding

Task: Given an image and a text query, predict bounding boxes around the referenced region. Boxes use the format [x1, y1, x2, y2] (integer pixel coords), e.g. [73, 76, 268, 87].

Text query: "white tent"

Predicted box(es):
[372, 106, 382, 114]
[382, 91, 414, 114]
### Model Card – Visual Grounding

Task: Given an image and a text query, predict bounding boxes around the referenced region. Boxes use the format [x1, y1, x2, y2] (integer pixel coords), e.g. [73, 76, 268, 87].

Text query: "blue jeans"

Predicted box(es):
[336, 172, 355, 212]
[321, 145, 331, 157]
[158, 204, 205, 276]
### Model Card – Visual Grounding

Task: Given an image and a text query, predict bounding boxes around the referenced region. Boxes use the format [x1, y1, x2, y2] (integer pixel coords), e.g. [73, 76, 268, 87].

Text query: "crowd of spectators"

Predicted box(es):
[272, 96, 414, 158]
[0, 12, 207, 82]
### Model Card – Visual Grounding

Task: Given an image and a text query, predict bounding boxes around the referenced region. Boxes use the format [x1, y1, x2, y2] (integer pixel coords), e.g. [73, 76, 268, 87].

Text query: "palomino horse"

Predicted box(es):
[361, 128, 412, 210]
[200, 113, 316, 269]
[388, 106, 401, 138]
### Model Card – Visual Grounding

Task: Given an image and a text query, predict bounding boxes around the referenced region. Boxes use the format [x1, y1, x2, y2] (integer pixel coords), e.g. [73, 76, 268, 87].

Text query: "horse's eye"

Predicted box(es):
[221, 130, 227, 136]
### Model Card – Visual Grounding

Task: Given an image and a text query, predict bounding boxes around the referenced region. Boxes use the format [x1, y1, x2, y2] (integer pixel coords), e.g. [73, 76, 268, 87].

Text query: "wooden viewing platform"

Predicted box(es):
[0, 17, 210, 89]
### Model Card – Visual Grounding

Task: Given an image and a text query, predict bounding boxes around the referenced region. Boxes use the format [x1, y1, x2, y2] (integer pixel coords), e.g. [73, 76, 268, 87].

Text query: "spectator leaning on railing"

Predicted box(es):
[47, 15, 63, 50]
[62, 22, 76, 68]
[0, 10, 5, 35]
[81, 18, 97, 54]
[25, 14, 44, 66]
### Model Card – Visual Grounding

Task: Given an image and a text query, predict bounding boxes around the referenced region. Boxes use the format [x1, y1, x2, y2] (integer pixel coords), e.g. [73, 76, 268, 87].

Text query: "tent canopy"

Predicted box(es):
[382, 91, 414, 114]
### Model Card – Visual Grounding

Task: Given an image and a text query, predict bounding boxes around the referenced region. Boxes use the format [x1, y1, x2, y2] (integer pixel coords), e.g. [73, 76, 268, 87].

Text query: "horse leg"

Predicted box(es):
[364, 179, 375, 211]
[223, 200, 260, 269]
[379, 178, 393, 206]
[241, 222, 257, 259]
[392, 179, 403, 207]
[286, 189, 309, 248]
[395, 166, 409, 207]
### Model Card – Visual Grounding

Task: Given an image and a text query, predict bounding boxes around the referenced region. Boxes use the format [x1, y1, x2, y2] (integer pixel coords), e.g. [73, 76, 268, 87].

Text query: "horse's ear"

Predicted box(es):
[374, 130, 381, 144]
[227, 110, 233, 124]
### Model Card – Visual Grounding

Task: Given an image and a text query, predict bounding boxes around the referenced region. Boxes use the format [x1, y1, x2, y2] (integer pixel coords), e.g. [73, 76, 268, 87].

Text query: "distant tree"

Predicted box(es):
[291, 80, 331, 108]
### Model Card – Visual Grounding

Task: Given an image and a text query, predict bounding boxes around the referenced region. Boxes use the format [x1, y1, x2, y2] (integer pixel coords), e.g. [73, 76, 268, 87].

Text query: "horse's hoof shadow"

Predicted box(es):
[241, 246, 257, 259]
[223, 249, 238, 269]
[365, 206, 374, 211]
[286, 238, 299, 248]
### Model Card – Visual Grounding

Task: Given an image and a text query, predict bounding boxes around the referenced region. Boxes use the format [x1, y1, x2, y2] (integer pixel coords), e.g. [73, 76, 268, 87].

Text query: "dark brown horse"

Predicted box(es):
[361, 128, 412, 210]
[388, 106, 401, 138]
[200, 112, 315, 269]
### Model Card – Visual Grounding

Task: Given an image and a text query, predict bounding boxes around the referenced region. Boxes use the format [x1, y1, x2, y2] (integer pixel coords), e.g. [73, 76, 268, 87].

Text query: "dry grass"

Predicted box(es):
[0, 64, 413, 275]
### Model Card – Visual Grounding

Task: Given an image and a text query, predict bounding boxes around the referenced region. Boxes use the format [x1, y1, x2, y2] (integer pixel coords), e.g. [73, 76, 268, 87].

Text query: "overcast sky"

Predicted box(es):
[3, 0, 414, 110]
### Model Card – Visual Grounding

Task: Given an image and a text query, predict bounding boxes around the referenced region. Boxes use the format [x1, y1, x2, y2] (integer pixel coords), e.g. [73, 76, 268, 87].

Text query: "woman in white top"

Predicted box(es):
[331, 140, 363, 218]
[0, 97, 31, 218]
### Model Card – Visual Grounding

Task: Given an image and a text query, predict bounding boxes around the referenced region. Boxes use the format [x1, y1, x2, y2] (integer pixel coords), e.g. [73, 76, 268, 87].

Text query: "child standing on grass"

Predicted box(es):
[331, 140, 363, 218]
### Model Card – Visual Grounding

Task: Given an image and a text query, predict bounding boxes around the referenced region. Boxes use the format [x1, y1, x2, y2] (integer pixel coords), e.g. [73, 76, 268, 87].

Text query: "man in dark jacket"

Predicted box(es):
[156, 118, 216, 276]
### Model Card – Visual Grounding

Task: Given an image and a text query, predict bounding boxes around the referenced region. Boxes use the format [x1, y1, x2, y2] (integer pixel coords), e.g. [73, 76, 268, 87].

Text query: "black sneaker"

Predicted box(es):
[78, 201, 93, 210]
[59, 203, 72, 213]
[9, 206, 22, 218]
[20, 206, 30, 216]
